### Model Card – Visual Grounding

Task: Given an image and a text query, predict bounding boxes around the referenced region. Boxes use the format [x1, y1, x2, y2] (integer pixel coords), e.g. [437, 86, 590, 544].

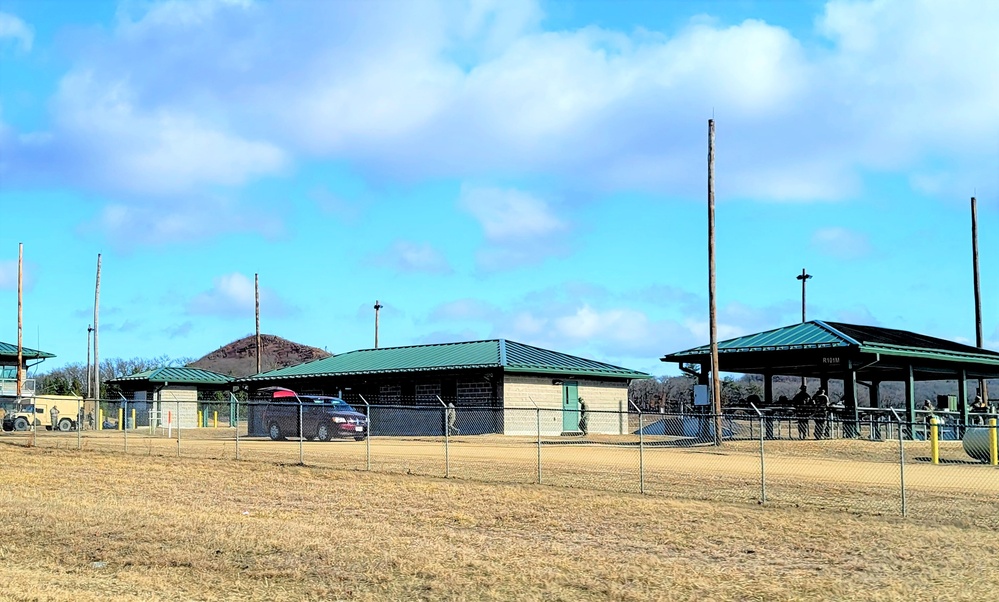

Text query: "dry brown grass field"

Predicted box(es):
[1, 433, 998, 601]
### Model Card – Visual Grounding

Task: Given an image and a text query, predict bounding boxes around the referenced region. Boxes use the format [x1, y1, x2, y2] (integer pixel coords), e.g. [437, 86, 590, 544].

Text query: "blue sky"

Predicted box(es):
[1, 0, 997, 377]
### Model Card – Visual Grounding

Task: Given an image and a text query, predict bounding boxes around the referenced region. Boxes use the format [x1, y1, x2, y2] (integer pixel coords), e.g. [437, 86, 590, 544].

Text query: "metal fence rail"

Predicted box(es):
[3, 398, 997, 525]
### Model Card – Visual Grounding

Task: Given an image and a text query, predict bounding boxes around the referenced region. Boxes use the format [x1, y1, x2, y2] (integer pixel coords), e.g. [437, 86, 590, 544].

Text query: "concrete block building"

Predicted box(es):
[237, 339, 649, 436]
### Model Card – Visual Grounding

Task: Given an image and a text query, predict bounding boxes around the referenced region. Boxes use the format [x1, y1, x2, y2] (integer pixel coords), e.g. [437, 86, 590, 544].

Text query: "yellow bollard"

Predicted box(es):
[990, 418, 998, 466]
[118, 408, 124, 430]
[213, 411, 218, 429]
[929, 417, 939, 465]
[131, 408, 136, 430]
[98, 409, 104, 430]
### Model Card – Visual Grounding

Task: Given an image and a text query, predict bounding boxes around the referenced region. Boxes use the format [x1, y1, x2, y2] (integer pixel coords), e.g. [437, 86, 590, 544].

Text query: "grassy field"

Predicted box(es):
[1, 442, 997, 601]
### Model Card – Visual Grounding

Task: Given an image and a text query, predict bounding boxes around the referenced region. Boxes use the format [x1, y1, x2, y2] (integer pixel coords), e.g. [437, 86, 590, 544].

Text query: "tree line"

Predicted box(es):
[32, 356, 192, 400]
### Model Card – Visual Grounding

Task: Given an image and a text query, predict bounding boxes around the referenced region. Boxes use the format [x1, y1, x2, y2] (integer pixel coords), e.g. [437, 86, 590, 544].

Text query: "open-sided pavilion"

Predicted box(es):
[660, 320, 999, 426]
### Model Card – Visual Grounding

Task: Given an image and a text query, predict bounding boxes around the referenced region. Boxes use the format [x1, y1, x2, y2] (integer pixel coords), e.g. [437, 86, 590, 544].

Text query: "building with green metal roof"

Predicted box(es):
[237, 339, 650, 436]
[107, 367, 233, 429]
[661, 320, 999, 427]
[1, 340, 55, 398]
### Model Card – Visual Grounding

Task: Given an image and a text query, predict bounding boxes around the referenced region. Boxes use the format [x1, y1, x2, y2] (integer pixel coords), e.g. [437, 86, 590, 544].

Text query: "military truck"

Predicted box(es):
[1, 394, 83, 432]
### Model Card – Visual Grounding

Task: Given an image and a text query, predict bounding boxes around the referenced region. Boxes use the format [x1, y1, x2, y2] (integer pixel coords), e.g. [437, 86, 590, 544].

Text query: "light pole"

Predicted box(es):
[374, 300, 383, 349]
[796, 268, 812, 323]
[796, 269, 812, 387]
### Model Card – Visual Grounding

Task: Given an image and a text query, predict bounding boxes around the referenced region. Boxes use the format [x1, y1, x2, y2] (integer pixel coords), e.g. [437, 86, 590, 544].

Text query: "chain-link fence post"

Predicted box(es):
[529, 397, 541, 484]
[438, 396, 449, 478]
[76, 397, 82, 450]
[891, 408, 906, 517]
[750, 402, 766, 504]
[230, 392, 241, 461]
[630, 401, 645, 494]
[359, 395, 371, 471]
[298, 395, 304, 466]
[30, 398, 36, 447]
[120, 395, 128, 454]
[176, 400, 181, 458]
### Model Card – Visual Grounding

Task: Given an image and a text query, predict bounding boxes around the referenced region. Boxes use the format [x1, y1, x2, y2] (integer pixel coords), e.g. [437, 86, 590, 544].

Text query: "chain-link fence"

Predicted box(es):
[3, 396, 997, 525]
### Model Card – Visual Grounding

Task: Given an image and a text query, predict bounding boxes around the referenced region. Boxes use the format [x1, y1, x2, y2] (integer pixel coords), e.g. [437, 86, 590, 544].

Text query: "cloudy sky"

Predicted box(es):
[1, 0, 997, 377]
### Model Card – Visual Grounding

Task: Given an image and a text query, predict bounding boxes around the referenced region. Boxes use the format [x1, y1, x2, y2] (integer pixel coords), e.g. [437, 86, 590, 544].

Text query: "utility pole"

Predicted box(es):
[707, 119, 722, 445]
[93, 254, 101, 404]
[374, 300, 383, 349]
[255, 273, 261, 374]
[797, 268, 812, 323]
[16, 243, 23, 398]
[971, 197, 987, 403]
[86, 325, 93, 399]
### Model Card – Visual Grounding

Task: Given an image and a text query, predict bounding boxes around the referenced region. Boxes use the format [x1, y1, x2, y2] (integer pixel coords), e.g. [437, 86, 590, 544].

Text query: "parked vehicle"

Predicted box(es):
[260, 388, 368, 441]
[1, 394, 83, 432]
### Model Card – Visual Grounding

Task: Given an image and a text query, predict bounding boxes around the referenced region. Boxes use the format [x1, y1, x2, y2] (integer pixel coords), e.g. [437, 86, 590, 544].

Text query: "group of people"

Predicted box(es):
[791, 385, 840, 440]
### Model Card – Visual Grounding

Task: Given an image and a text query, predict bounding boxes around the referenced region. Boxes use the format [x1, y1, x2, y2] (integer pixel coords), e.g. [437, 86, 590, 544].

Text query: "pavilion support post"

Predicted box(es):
[845, 367, 858, 438]
[763, 373, 773, 405]
[957, 369, 968, 427]
[869, 381, 882, 440]
[904, 365, 916, 437]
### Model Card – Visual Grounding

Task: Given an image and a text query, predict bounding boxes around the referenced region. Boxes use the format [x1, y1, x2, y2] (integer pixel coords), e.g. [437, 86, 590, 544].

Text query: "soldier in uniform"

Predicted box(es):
[812, 388, 829, 439]
[792, 385, 810, 440]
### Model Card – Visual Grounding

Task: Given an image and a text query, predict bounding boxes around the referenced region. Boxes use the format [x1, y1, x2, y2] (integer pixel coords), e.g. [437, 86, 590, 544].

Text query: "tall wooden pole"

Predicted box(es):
[16, 243, 23, 398]
[86, 325, 93, 399]
[93, 254, 101, 403]
[971, 197, 987, 402]
[255, 273, 261, 374]
[708, 120, 722, 445]
[374, 300, 383, 349]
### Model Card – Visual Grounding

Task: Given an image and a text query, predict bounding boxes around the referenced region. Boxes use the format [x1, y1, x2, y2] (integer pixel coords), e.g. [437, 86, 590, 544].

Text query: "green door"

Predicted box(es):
[562, 382, 579, 432]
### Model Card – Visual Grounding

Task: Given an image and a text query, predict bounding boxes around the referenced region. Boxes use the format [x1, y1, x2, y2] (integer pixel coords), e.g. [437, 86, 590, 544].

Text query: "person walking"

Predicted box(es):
[792, 385, 810, 440]
[578, 397, 589, 435]
[446, 402, 459, 435]
[50, 405, 59, 430]
[812, 388, 829, 440]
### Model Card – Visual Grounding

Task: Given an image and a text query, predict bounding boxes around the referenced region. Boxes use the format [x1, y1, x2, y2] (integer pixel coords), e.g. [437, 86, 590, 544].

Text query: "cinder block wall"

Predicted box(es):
[502, 375, 629, 435]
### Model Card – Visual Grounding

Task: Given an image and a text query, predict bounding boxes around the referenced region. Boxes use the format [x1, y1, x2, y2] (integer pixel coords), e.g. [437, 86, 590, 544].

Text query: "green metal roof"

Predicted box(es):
[239, 339, 650, 382]
[0, 341, 55, 361]
[665, 321, 853, 356]
[663, 320, 999, 363]
[109, 367, 233, 385]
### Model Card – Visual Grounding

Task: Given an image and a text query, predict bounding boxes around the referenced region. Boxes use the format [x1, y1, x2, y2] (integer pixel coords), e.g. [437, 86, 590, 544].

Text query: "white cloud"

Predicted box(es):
[0, 12, 33, 51]
[459, 185, 569, 270]
[188, 273, 295, 318]
[460, 185, 566, 242]
[52, 72, 287, 195]
[88, 197, 283, 247]
[811, 227, 873, 260]
[2, 0, 997, 216]
[371, 240, 453, 274]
